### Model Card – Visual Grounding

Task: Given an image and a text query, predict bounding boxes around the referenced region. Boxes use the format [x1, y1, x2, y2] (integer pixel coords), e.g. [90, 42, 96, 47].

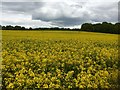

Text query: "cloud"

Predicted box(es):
[1, 0, 119, 28]
[2, 2, 44, 14]
[1, 12, 56, 28]
[32, 1, 118, 27]
[86, 1, 118, 22]
[32, 2, 91, 26]
[2, 0, 119, 2]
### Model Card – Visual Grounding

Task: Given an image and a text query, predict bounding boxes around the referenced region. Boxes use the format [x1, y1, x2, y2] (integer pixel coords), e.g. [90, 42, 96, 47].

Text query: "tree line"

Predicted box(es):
[0, 22, 120, 34]
[0, 25, 78, 31]
[81, 22, 120, 34]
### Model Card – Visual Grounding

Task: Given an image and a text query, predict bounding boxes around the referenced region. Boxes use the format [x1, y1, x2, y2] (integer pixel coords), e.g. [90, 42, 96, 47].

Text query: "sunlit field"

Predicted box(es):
[2, 30, 119, 89]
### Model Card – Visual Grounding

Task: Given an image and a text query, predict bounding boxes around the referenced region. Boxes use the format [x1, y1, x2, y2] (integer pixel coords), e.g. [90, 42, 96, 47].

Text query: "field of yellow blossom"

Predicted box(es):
[2, 30, 119, 89]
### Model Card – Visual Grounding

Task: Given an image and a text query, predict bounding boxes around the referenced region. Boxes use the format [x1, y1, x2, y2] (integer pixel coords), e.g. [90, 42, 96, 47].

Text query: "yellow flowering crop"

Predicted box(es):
[2, 31, 119, 89]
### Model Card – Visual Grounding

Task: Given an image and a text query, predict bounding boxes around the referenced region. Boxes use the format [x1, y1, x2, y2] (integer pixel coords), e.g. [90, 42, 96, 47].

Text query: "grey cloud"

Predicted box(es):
[88, 2, 118, 22]
[2, 2, 44, 14]
[32, 1, 118, 27]
[2, 0, 43, 2]
[51, 17, 89, 27]
[1, 1, 118, 28]
[32, 2, 90, 27]
[118, 1, 120, 22]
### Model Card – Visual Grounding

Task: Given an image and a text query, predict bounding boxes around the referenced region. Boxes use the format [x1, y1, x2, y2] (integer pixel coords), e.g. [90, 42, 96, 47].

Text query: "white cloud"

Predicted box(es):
[1, 12, 56, 28]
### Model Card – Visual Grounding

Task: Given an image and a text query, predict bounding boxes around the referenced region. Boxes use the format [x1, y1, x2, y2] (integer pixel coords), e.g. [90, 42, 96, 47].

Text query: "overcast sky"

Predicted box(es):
[0, 0, 119, 28]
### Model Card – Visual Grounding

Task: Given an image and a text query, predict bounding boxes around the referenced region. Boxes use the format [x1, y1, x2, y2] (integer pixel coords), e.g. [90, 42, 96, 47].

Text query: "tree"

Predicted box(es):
[6, 25, 14, 30]
[81, 23, 93, 32]
[14, 26, 22, 30]
[114, 23, 120, 34]
[29, 27, 32, 30]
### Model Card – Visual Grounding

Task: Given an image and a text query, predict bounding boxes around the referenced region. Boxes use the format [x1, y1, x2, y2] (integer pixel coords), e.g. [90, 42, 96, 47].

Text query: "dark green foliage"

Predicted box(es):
[81, 23, 93, 32]
[81, 22, 120, 34]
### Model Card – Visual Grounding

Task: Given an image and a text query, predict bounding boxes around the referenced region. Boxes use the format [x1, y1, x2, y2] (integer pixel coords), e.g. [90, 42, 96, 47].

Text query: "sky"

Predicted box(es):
[0, 0, 119, 28]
